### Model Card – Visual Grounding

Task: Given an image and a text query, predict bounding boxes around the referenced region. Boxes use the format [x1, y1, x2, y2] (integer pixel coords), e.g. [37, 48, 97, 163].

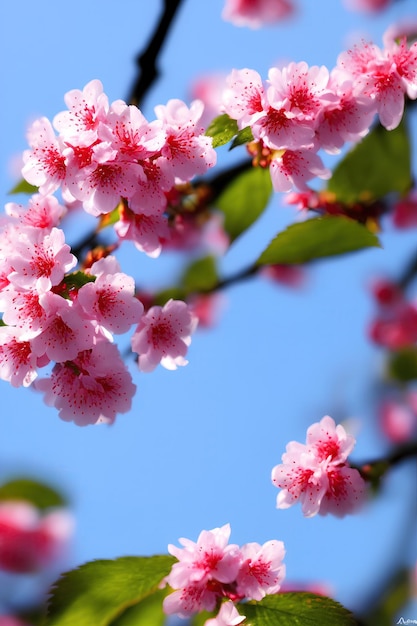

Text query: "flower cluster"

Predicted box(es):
[0, 81, 208, 424]
[0, 500, 73, 574]
[221, 29, 417, 193]
[162, 523, 285, 622]
[271, 416, 366, 517]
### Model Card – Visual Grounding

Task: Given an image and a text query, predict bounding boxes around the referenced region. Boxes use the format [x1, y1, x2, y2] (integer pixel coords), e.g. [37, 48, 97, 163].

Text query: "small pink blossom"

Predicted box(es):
[342, 0, 391, 11]
[35, 340, 136, 426]
[22, 117, 66, 195]
[379, 398, 417, 443]
[5, 194, 66, 231]
[392, 191, 417, 229]
[269, 149, 331, 193]
[53, 78, 109, 143]
[368, 279, 417, 349]
[204, 602, 245, 626]
[155, 99, 217, 181]
[77, 270, 143, 334]
[131, 299, 198, 372]
[236, 540, 286, 601]
[222, 69, 265, 128]
[0, 326, 41, 387]
[114, 207, 170, 258]
[7, 226, 76, 294]
[271, 416, 367, 517]
[222, 0, 294, 29]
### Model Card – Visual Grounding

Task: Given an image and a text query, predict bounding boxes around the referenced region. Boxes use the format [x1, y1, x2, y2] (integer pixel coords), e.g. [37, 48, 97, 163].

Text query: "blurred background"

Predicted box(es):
[0, 0, 416, 621]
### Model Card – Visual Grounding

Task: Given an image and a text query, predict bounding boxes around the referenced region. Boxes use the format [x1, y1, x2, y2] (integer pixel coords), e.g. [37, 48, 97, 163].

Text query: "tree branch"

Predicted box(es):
[127, 0, 185, 107]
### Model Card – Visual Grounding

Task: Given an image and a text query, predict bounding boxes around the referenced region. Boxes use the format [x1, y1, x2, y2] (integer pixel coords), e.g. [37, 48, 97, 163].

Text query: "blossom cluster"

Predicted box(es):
[271, 416, 366, 517]
[0, 81, 214, 424]
[221, 29, 417, 193]
[162, 523, 285, 623]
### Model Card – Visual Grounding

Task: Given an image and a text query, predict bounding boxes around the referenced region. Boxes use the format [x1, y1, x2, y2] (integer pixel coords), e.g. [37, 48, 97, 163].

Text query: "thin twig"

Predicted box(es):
[127, 0, 185, 107]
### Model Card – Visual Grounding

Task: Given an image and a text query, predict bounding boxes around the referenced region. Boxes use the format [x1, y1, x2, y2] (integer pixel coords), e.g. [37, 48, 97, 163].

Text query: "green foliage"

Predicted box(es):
[327, 120, 412, 204]
[109, 589, 167, 626]
[45, 556, 176, 626]
[230, 125, 254, 150]
[8, 178, 38, 195]
[0, 477, 67, 510]
[241, 592, 358, 626]
[205, 114, 239, 148]
[387, 347, 417, 383]
[256, 215, 380, 266]
[181, 255, 218, 293]
[215, 166, 272, 242]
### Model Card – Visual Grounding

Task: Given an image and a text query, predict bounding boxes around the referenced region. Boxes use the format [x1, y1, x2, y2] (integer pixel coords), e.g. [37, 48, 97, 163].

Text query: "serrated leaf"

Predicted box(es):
[327, 120, 412, 204]
[181, 256, 218, 293]
[109, 588, 167, 626]
[46, 555, 176, 626]
[230, 125, 254, 150]
[205, 114, 239, 148]
[215, 166, 272, 242]
[256, 215, 380, 266]
[0, 478, 67, 510]
[8, 179, 38, 195]
[387, 347, 417, 382]
[241, 592, 357, 626]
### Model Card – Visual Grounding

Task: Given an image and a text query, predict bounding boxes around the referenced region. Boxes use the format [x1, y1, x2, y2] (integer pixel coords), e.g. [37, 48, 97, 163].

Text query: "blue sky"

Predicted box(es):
[1, 0, 417, 619]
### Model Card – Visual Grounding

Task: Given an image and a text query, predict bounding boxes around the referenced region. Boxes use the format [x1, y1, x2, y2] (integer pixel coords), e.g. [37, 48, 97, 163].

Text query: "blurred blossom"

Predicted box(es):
[342, 0, 391, 12]
[391, 190, 417, 229]
[222, 0, 295, 29]
[0, 501, 73, 574]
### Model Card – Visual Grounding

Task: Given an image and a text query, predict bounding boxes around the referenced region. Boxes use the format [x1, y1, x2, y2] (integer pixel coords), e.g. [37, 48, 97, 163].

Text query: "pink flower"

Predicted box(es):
[163, 524, 242, 617]
[0, 501, 73, 574]
[114, 207, 170, 258]
[53, 79, 109, 143]
[7, 226, 76, 294]
[269, 149, 331, 193]
[189, 73, 227, 129]
[0, 326, 41, 387]
[222, 69, 265, 128]
[131, 299, 198, 372]
[368, 278, 417, 349]
[5, 194, 67, 231]
[271, 416, 367, 517]
[236, 540, 286, 601]
[155, 99, 217, 181]
[342, 0, 391, 12]
[222, 0, 294, 29]
[204, 602, 245, 626]
[77, 268, 143, 334]
[22, 117, 66, 195]
[35, 340, 136, 426]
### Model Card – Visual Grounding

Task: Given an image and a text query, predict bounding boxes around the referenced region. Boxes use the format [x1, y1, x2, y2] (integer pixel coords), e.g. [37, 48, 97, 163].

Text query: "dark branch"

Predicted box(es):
[127, 0, 185, 107]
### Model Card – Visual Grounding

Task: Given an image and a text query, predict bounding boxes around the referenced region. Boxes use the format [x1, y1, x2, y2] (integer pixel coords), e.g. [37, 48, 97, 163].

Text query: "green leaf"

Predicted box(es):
[256, 215, 380, 266]
[205, 114, 239, 148]
[181, 255, 218, 293]
[387, 347, 417, 383]
[0, 478, 67, 510]
[46, 556, 176, 626]
[109, 589, 167, 626]
[241, 592, 357, 626]
[230, 125, 254, 150]
[327, 120, 412, 204]
[215, 166, 272, 242]
[8, 179, 38, 195]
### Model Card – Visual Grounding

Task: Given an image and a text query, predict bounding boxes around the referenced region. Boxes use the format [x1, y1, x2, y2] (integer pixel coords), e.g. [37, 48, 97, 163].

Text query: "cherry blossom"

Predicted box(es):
[204, 601, 245, 626]
[53, 78, 109, 144]
[7, 226, 76, 294]
[114, 205, 170, 257]
[379, 398, 417, 443]
[269, 149, 331, 193]
[222, 0, 294, 29]
[368, 278, 417, 349]
[155, 99, 217, 181]
[271, 415, 367, 517]
[77, 268, 143, 334]
[222, 69, 265, 128]
[5, 194, 66, 231]
[22, 117, 66, 195]
[163, 524, 242, 617]
[235, 540, 286, 601]
[0, 501, 73, 573]
[35, 340, 136, 426]
[392, 190, 417, 228]
[0, 326, 41, 387]
[131, 299, 198, 372]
